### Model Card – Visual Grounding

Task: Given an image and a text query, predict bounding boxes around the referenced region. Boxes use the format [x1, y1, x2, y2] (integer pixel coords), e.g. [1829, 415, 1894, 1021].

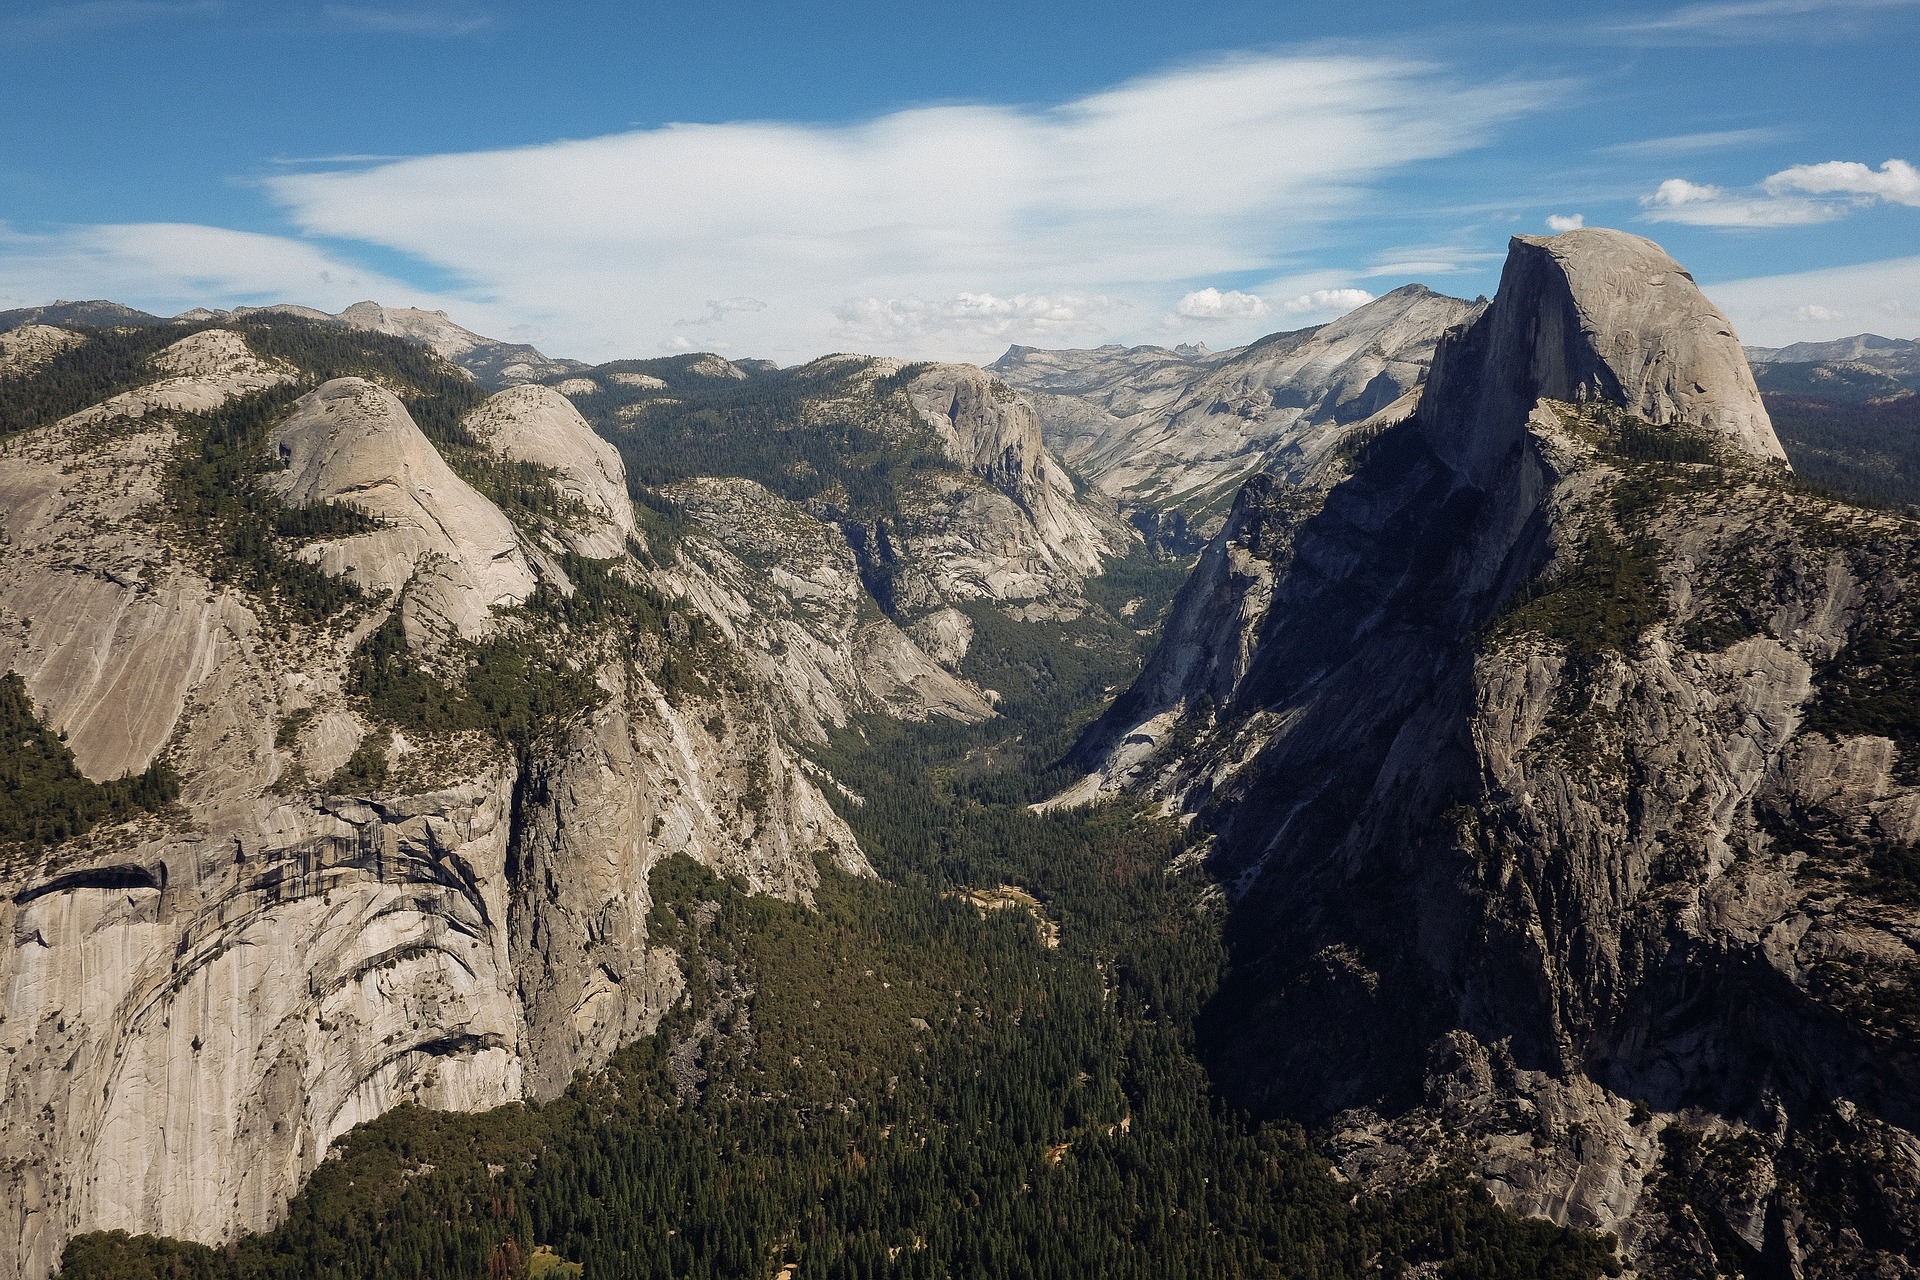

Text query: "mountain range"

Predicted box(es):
[3, 229, 1918, 1280]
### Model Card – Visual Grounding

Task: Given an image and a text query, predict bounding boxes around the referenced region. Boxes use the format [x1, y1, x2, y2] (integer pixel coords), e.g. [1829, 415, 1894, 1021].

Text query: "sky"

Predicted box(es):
[0, 0, 1916, 364]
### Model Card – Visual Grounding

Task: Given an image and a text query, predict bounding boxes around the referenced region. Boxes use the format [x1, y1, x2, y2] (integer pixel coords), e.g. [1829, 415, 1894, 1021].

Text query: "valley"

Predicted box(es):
[2, 227, 1917, 1280]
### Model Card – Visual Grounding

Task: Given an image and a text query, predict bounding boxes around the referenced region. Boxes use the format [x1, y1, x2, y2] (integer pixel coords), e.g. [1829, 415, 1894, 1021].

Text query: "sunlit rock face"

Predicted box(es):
[995, 284, 1484, 528]
[0, 333, 994, 1279]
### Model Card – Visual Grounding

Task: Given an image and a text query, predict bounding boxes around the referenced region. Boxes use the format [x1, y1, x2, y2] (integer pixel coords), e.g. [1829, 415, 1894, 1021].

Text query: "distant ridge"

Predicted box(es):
[0, 297, 582, 390]
[0, 299, 168, 330]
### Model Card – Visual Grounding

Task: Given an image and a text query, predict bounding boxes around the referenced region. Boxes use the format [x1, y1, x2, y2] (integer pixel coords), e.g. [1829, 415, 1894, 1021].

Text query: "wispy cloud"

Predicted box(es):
[1358, 243, 1504, 278]
[1640, 158, 1920, 226]
[676, 296, 769, 328]
[320, 5, 492, 35]
[1601, 0, 1918, 41]
[1545, 213, 1586, 231]
[269, 153, 417, 166]
[834, 292, 1129, 348]
[208, 51, 1547, 360]
[1601, 127, 1786, 156]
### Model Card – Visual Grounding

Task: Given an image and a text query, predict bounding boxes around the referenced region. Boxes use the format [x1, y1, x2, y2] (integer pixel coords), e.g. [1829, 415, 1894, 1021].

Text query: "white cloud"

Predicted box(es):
[0, 221, 467, 318]
[1639, 158, 1920, 228]
[1638, 176, 1840, 226]
[1600, 128, 1786, 156]
[1706, 253, 1920, 344]
[1600, 0, 1919, 40]
[1764, 158, 1920, 205]
[213, 51, 1543, 362]
[320, 6, 493, 35]
[1281, 287, 1375, 315]
[1174, 287, 1270, 320]
[1546, 213, 1585, 231]
[676, 296, 769, 327]
[833, 291, 1126, 347]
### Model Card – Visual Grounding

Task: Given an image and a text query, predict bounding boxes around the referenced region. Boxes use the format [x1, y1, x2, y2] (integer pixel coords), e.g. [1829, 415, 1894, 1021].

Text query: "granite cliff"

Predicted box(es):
[1061, 228, 1920, 1276]
[0, 313, 1137, 1278]
[994, 284, 1483, 537]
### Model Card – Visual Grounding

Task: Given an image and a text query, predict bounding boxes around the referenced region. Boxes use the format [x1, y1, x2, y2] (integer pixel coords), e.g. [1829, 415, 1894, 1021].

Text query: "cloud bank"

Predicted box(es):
[1641, 158, 1919, 226]
[0, 52, 1541, 362]
[1710, 253, 1920, 343]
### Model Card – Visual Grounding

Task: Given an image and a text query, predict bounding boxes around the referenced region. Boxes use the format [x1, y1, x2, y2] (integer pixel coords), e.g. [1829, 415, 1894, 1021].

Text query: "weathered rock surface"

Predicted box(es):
[0, 327, 953, 1280]
[665, 475, 994, 733]
[907, 363, 1116, 583]
[266, 377, 538, 645]
[1419, 229, 1785, 485]
[227, 301, 584, 388]
[56, 329, 295, 434]
[0, 330, 297, 780]
[1063, 228, 1919, 1275]
[994, 285, 1483, 527]
[835, 361, 1133, 622]
[464, 383, 638, 559]
[0, 326, 83, 379]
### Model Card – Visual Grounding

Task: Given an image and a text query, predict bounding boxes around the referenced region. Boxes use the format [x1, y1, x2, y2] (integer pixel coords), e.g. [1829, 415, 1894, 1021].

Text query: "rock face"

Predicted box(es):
[994, 285, 1483, 527]
[1064, 228, 1920, 1275]
[1419, 229, 1785, 485]
[0, 331, 296, 781]
[266, 378, 538, 645]
[0, 324, 999, 1280]
[890, 363, 1125, 616]
[464, 384, 638, 558]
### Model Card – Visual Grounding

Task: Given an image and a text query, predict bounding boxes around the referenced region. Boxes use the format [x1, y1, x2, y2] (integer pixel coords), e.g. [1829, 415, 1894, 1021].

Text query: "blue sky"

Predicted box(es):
[1, 0, 1916, 363]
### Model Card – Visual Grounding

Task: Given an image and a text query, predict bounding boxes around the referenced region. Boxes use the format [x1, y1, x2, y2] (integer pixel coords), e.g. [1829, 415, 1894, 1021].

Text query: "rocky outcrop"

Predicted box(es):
[1, 359, 540, 1274]
[0, 330, 296, 781]
[907, 363, 1117, 584]
[223, 301, 584, 388]
[56, 329, 295, 434]
[1063, 228, 1920, 1275]
[664, 475, 994, 732]
[1419, 228, 1785, 486]
[266, 377, 538, 645]
[994, 285, 1483, 526]
[842, 361, 1134, 623]
[465, 383, 638, 558]
[0, 327, 959, 1280]
[508, 679, 866, 1098]
[0, 326, 83, 379]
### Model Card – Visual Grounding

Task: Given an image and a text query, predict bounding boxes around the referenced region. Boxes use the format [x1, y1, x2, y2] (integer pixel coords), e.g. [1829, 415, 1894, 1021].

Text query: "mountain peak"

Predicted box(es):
[1422, 227, 1785, 486]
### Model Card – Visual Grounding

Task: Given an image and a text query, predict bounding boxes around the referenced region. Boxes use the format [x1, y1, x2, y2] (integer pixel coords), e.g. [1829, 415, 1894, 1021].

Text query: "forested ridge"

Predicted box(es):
[1764, 389, 1920, 512]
